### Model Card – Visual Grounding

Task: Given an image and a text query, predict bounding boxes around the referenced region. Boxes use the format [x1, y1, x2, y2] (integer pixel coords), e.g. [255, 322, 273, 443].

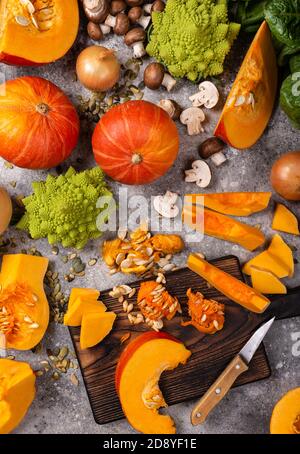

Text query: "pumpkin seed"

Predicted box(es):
[127, 303, 133, 313]
[70, 373, 79, 386]
[51, 246, 59, 255]
[15, 15, 30, 26]
[88, 258, 97, 266]
[120, 332, 131, 344]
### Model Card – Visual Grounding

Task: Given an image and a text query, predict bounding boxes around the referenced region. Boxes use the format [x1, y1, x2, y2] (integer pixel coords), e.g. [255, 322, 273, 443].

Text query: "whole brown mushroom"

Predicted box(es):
[144, 63, 176, 91]
[110, 0, 127, 15]
[144, 0, 165, 14]
[124, 28, 146, 58]
[105, 12, 130, 35]
[128, 6, 151, 28]
[83, 0, 110, 24]
[87, 21, 104, 40]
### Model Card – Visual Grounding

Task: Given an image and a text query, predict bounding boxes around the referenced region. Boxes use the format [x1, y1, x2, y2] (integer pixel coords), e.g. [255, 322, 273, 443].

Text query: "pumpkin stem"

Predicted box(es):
[293, 414, 300, 434]
[36, 103, 50, 115]
[131, 153, 143, 165]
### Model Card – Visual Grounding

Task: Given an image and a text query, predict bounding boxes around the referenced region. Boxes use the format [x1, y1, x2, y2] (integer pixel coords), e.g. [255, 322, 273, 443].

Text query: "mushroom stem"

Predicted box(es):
[162, 73, 176, 92]
[210, 152, 227, 166]
[105, 14, 117, 27]
[143, 3, 152, 14]
[137, 15, 151, 29]
[132, 41, 146, 58]
[100, 23, 111, 34]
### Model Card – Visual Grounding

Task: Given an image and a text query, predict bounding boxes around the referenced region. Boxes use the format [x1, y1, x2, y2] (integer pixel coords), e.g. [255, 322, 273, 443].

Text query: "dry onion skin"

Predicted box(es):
[76, 45, 121, 92]
[271, 151, 300, 201]
[0, 187, 12, 235]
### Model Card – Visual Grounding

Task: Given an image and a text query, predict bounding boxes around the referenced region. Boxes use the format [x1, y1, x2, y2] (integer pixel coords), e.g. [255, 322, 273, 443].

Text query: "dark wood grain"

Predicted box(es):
[69, 255, 300, 425]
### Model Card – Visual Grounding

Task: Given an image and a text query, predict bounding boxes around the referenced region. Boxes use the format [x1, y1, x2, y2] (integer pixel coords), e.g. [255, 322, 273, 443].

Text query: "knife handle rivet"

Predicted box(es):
[215, 388, 221, 395]
[196, 412, 202, 418]
[236, 364, 241, 370]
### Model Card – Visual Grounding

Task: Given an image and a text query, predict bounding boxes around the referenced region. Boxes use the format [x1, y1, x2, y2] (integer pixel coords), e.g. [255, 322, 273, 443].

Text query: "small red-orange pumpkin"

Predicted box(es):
[0, 76, 79, 169]
[92, 100, 179, 185]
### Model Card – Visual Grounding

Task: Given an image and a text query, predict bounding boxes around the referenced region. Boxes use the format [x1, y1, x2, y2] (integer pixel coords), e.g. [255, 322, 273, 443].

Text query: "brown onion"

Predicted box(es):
[0, 187, 12, 234]
[271, 151, 300, 201]
[76, 45, 120, 92]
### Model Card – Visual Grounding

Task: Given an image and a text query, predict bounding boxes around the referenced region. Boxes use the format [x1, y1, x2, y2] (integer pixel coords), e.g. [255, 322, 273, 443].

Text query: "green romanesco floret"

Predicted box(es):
[17, 167, 114, 250]
[146, 0, 241, 81]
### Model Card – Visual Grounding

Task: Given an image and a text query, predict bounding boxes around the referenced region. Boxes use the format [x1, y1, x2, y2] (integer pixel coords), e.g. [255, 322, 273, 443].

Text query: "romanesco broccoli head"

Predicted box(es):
[146, 0, 241, 81]
[17, 167, 113, 250]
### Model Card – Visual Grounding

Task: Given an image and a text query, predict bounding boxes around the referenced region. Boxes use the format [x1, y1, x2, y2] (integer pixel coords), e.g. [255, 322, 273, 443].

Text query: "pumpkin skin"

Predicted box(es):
[270, 388, 300, 434]
[0, 0, 79, 66]
[0, 254, 49, 350]
[0, 77, 79, 169]
[0, 359, 36, 434]
[92, 100, 179, 185]
[0, 187, 12, 235]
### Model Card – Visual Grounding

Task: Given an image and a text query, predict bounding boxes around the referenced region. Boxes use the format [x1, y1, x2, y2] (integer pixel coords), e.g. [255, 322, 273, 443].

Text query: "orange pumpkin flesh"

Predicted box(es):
[116, 332, 191, 434]
[0, 0, 79, 66]
[92, 100, 179, 185]
[0, 254, 49, 350]
[0, 76, 79, 169]
[214, 21, 277, 149]
[0, 359, 35, 434]
[270, 388, 300, 434]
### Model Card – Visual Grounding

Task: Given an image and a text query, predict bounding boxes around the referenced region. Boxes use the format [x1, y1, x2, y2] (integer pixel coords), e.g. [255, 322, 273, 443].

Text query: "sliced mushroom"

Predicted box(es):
[153, 191, 179, 219]
[144, 0, 165, 14]
[180, 107, 205, 135]
[83, 0, 110, 23]
[105, 12, 130, 35]
[189, 81, 219, 109]
[128, 7, 151, 28]
[157, 99, 182, 120]
[110, 0, 127, 15]
[184, 160, 211, 188]
[144, 63, 176, 91]
[124, 28, 146, 58]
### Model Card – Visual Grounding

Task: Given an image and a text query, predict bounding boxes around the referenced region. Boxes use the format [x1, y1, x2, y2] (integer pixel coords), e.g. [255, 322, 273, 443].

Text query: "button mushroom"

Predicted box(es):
[128, 6, 151, 28]
[180, 107, 205, 135]
[110, 0, 127, 15]
[87, 21, 110, 40]
[199, 137, 227, 166]
[153, 191, 179, 219]
[144, 63, 176, 92]
[185, 160, 211, 188]
[83, 0, 110, 24]
[124, 28, 146, 58]
[144, 0, 165, 14]
[189, 81, 219, 109]
[105, 12, 130, 35]
[157, 99, 182, 120]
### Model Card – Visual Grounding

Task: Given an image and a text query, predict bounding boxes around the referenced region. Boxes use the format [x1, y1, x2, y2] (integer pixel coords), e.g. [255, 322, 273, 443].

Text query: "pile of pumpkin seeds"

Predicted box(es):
[77, 58, 144, 123]
[36, 345, 79, 385]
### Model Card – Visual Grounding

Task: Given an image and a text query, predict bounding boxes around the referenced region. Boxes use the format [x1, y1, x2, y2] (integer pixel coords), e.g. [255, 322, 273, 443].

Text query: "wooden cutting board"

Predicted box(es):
[69, 255, 300, 425]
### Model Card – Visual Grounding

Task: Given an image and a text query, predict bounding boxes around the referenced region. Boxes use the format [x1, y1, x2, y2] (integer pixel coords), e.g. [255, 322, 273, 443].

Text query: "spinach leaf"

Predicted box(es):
[290, 54, 300, 72]
[278, 43, 300, 66]
[280, 71, 300, 129]
[265, 0, 300, 48]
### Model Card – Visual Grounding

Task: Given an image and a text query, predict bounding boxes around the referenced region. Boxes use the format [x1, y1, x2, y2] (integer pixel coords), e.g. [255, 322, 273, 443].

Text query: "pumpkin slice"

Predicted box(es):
[80, 312, 117, 350]
[0, 254, 49, 350]
[250, 267, 287, 295]
[68, 288, 100, 308]
[115, 332, 191, 434]
[188, 254, 270, 313]
[0, 0, 79, 66]
[243, 234, 294, 278]
[270, 388, 300, 434]
[0, 187, 12, 235]
[64, 297, 107, 327]
[187, 192, 271, 216]
[214, 21, 277, 149]
[272, 204, 300, 235]
[183, 205, 265, 251]
[0, 359, 35, 434]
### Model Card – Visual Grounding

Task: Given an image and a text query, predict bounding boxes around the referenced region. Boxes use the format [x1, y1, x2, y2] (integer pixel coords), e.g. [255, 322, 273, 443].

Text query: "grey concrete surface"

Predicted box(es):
[0, 22, 299, 435]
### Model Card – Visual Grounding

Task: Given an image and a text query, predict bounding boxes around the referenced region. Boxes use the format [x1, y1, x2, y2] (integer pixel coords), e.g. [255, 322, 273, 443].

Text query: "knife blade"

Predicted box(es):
[191, 317, 275, 425]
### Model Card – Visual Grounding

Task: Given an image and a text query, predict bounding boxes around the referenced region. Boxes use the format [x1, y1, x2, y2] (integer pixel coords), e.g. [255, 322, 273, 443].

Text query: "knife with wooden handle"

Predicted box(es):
[191, 317, 275, 425]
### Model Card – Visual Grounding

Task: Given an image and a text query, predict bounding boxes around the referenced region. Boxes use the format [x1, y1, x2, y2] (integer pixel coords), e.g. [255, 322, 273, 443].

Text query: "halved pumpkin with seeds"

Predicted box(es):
[0, 0, 79, 66]
[0, 254, 49, 350]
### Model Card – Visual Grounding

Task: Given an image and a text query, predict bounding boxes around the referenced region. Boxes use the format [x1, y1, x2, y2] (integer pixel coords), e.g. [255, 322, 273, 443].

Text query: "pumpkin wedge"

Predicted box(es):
[68, 288, 100, 308]
[0, 359, 36, 434]
[0, 254, 49, 350]
[270, 388, 300, 434]
[0, 0, 79, 66]
[187, 192, 271, 216]
[183, 205, 265, 251]
[64, 297, 107, 327]
[250, 267, 287, 295]
[214, 21, 277, 149]
[188, 254, 270, 313]
[243, 234, 294, 278]
[116, 332, 191, 434]
[272, 204, 300, 235]
[80, 312, 117, 350]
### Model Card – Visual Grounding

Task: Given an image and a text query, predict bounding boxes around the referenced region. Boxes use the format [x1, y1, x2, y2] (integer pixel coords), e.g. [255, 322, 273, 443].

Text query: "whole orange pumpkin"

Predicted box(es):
[0, 76, 79, 169]
[92, 100, 179, 185]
